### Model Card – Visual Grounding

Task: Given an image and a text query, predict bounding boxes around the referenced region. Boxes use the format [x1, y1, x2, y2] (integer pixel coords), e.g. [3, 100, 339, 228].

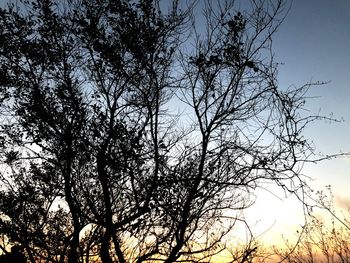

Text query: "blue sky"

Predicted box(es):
[248, 0, 350, 244]
[274, 0, 350, 193]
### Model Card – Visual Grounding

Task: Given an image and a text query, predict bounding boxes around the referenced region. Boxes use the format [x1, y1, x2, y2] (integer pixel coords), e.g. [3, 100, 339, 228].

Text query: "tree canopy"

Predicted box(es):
[0, 0, 330, 262]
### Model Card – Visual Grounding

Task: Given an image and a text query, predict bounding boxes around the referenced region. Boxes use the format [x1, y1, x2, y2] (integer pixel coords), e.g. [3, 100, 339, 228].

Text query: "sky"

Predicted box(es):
[245, 0, 350, 245]
[275, 0, 350, 206]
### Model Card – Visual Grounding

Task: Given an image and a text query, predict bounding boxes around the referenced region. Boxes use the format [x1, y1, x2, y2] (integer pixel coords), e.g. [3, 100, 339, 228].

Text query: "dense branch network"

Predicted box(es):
[0, 0, 333, 262]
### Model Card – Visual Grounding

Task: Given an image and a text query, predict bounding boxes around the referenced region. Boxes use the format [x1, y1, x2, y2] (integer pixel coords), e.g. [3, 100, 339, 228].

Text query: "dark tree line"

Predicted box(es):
[0, 0, 330, 262]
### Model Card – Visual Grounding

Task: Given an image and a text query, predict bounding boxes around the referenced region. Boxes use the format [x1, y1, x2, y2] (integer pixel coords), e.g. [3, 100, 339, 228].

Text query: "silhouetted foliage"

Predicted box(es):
[0, 245, 26, 263]
[0, 0, 330, 262]
[275, 187, 350, 263]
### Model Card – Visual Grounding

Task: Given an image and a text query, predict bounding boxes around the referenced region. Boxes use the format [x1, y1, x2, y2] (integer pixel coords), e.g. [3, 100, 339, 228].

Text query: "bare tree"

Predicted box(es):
[0, 0, 335, 262]
[274, 187, 350, 263]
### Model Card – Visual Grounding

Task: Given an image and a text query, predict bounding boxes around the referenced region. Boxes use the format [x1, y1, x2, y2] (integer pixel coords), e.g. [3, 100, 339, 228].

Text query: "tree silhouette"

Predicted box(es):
[0, 0, 332, 262]
[274, 188, 350, 263]
[0, 245, 26, 263]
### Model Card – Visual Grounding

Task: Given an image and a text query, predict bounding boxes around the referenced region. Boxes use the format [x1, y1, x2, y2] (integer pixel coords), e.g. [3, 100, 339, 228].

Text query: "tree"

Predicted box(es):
[0, 245, 26, 263]
[274, 187, 350, 262]
[0, 0, 332, 262]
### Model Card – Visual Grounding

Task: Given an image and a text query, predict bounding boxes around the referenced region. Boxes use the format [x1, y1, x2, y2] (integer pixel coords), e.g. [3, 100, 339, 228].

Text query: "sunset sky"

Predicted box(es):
[246, 0, 350, 245]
